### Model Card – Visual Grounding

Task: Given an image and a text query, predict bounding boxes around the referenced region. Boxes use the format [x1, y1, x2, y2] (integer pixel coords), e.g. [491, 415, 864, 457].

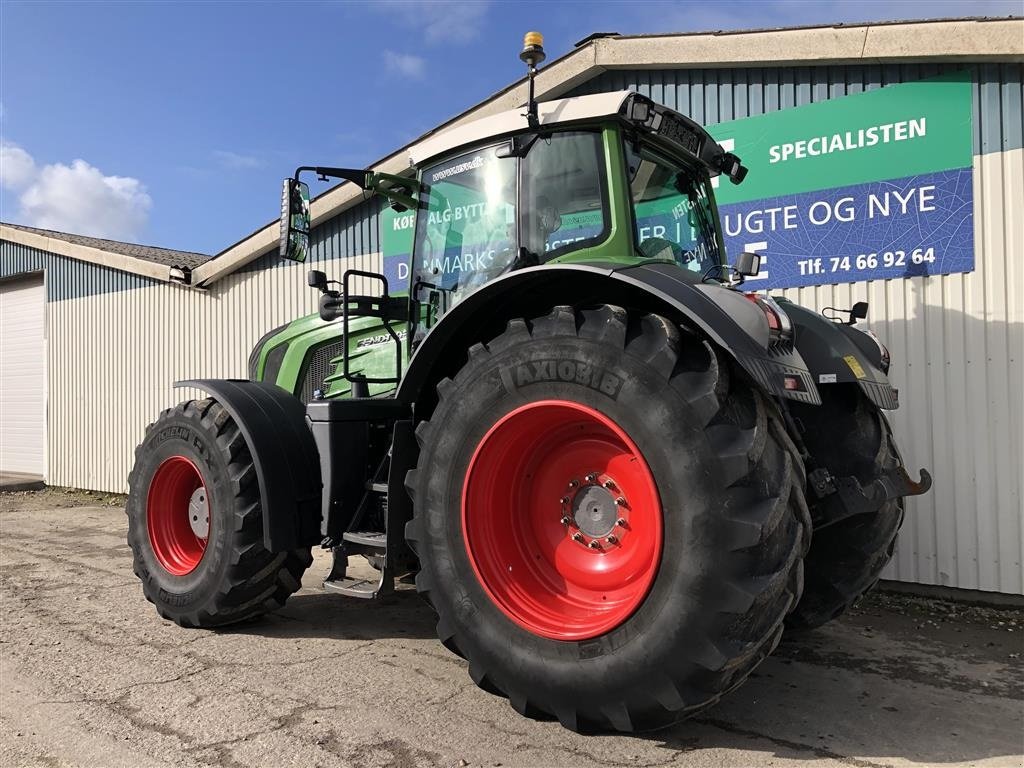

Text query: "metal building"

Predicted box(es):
[1, 17, 1021, 596]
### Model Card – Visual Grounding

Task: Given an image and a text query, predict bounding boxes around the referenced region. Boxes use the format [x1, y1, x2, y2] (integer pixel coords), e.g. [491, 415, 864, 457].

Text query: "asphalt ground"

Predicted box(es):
[1, 487, 1022, 768]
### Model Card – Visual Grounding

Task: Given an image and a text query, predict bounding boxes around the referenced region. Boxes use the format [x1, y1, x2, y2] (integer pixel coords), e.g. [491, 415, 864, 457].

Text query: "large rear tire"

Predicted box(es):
[127, 398, 312, 627]
[787, 386, 905, 629]
[406, 305, 810, 732]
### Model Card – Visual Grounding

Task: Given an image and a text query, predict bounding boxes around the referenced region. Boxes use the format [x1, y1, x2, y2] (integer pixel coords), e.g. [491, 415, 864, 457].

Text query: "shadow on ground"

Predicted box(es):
[236, 588, 438, 641]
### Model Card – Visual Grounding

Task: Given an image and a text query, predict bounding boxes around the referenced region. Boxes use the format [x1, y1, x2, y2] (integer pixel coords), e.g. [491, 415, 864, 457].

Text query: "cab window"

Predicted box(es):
[520, 131, 608, 261]
[625, 142, 724, 276]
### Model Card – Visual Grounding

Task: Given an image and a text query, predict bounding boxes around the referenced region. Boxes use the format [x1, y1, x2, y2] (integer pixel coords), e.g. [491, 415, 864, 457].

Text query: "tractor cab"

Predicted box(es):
[403, 95, 747, 327]
[278, 88, 755, 392]
[282, 88, 752, 291]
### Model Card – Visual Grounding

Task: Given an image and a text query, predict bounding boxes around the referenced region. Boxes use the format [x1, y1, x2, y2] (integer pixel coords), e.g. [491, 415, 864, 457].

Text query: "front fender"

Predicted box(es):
[397, 262, 821, 410]
[176, 379, 322, 552]
[776, 300, 899, 410]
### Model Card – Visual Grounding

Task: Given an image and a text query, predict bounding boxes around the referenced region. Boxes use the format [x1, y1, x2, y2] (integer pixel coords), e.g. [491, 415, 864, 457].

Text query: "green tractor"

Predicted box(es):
[127, 35, 930, 732]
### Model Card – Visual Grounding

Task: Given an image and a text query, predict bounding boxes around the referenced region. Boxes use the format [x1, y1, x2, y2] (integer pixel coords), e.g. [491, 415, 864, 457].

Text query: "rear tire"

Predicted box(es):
[127, 398, 312, 627]
[787, 386, 905, 629]
[406, 305, 810, 732]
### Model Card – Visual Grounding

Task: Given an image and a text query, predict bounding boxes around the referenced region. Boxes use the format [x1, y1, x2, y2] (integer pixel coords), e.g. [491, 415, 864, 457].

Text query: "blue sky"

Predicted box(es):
[1, 0, 1019, 254]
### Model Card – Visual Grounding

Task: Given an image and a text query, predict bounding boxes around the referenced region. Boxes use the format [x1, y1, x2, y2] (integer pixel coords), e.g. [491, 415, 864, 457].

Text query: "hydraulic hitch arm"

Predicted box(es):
[808, 465, 933, 529]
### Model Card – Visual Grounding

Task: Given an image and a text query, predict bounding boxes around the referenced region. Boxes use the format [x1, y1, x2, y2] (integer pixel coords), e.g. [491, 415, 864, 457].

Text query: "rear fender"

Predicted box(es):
[776, 300, 899, 410]
[176, 379, 322, 552]
[397, 262, 821, 414]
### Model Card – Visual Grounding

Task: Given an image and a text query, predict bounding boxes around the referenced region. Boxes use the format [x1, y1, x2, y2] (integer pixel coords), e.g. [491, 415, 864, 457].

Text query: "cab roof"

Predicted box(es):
[408, 91, 633, 166]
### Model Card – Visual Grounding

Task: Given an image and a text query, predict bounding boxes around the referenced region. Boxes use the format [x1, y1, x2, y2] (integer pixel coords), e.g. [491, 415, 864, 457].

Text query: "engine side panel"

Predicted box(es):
[248, 311, 403, 401]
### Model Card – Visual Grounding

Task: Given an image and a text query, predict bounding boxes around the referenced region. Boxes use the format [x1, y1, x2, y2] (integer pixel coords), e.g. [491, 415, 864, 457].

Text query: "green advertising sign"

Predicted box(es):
[712, 71, 974, 204]
[710, 71, 975, 288]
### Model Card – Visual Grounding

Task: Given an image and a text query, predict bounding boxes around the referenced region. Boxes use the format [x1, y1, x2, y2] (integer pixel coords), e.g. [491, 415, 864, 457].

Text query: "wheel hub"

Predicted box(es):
[562, 473, 629, 548]
[188, 487, 210, 538]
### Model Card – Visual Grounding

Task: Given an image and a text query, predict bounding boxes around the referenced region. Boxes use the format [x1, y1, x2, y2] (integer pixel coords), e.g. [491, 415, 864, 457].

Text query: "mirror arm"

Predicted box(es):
[293, 167, 419, 210]
[702, 263, 744, 286]
[366, 172, 420, 212]
[293, 166, 371, 186]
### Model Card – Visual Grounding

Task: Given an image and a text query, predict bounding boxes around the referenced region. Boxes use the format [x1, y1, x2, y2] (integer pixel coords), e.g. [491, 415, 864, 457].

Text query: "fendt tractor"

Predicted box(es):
[127, 34, 931, 732]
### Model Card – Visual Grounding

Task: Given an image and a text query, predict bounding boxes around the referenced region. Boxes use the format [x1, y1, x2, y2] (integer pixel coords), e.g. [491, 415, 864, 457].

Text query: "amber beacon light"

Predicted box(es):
[521, 31, 546, 65]
[520, 31, 546, 127]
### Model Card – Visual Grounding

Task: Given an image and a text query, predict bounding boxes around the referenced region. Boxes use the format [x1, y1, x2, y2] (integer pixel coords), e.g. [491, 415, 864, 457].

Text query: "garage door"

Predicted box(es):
[1, 275, 46, 476]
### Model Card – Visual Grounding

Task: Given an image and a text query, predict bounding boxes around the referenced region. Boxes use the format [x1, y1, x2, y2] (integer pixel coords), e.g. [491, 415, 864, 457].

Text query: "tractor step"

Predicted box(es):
[343, 531, 386, 549]
[366, 482, 388, 493]
[323, 575, 384, 599]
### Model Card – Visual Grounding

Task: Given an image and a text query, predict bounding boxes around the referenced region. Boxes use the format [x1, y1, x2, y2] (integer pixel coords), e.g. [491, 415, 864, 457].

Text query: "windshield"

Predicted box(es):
[413, 144, 517, 305]
[625, 142, 724, 276]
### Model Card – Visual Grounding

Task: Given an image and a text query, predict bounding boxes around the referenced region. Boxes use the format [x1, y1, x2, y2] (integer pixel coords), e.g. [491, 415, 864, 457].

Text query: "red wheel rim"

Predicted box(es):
[462, 400, 662, 640]
[147, 456, 209, 576]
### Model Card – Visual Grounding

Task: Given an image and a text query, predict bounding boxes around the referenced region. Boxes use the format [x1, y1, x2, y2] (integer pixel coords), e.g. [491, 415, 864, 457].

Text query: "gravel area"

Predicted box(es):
[2, 487, 1022, 768]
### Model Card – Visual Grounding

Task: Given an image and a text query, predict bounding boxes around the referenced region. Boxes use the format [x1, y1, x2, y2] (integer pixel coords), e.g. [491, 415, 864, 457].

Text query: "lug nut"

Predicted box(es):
[572, 532, 584, 543]
[560, 496, 570, 505]
[567, 479, 579, 488]
[602, 479, 616, 490]
[560, 515, 572, 526]
[615, 497, 627, 506]
[588, 540, 602, 549]
[606, 535, 618, 544]
[585, 473, 597, 483]
[615, 517, 628, 527]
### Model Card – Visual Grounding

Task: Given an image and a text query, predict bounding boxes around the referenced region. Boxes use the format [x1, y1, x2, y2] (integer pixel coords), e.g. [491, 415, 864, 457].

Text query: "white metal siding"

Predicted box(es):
[0, 275, 46, 475]
[779, 148, 1024, 595]
[44, 252, 381, 494]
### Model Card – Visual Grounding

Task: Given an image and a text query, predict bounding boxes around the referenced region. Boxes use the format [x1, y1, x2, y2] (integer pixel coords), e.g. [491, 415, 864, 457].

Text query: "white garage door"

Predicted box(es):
[1, 275, 46, 476]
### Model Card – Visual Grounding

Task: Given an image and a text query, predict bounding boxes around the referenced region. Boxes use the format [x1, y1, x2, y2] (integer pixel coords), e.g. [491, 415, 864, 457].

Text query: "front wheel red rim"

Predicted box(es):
[462, 400, 663, 641]
[147, 456, 209, 576]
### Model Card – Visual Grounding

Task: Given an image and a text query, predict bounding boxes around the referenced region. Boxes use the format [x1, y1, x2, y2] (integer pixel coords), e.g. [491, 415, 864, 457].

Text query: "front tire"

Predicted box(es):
[127, 398, 312, 627]
[407, 306, 810, 732]
[788, 386, 906, 628]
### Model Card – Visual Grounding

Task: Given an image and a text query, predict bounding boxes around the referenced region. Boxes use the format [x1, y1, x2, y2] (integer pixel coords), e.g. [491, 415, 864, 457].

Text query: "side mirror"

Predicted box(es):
[307, 270, 328, 292]
[279, 179, 311, 262]
[735, 251, 761, 277]
[849, 301, 868, 324]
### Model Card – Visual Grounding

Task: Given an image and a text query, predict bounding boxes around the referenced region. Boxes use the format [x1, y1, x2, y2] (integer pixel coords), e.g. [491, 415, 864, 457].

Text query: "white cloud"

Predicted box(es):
[0, 141, 151, 240]
[1, 141, 36, 190]
[375, 1, 489, 45]
[213, 149, 264, 170]
[382, 49, 427, 79]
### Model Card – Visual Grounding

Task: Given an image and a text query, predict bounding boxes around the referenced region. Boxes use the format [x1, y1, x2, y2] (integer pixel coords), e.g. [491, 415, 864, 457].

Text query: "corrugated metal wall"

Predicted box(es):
[42, 249, 367, 492]
[0, 197, 383, 494]
[570, 65, 1023, 594]
[571, 63, 1023, 154]
[1, 64, 1020, 594]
